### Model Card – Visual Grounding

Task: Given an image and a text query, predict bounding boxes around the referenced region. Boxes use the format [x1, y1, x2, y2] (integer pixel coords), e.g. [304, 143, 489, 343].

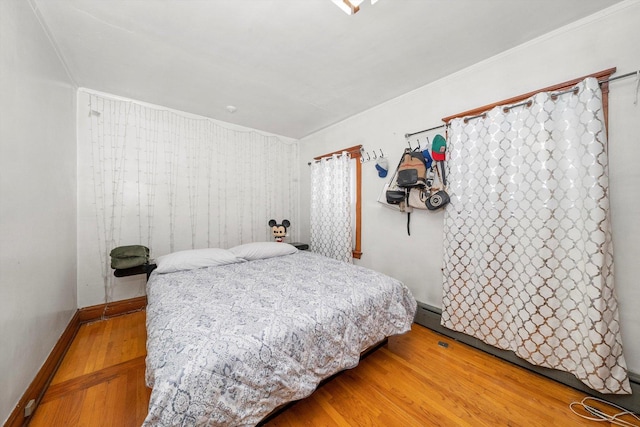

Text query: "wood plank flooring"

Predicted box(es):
[27, 310, 625, 426]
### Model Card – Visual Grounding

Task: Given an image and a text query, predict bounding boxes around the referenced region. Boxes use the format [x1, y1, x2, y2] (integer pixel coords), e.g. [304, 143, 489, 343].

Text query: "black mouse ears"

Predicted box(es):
[268, 219, 290, 228]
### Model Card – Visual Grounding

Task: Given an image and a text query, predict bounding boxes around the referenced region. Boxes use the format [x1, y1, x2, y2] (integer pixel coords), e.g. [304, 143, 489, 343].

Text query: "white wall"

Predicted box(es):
[76, 90, 299, 308]
[299, 1, 640, 375]
[0, 0, 77, 423]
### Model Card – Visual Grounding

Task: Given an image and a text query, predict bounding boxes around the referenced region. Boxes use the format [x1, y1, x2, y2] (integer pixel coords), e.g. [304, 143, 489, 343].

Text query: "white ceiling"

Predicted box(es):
[32, 0, 622, 139]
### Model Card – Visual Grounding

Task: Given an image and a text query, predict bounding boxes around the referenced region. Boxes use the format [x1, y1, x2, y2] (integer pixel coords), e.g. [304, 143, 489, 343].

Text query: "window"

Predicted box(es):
[312, 145, 362, 260]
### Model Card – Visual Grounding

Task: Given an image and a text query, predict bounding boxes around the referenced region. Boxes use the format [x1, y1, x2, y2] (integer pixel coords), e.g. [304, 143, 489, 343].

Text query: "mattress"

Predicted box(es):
[144, 250, 416, 426]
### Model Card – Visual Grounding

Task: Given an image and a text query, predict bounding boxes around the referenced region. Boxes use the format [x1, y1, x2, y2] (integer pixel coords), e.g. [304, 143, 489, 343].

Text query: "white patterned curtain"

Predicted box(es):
[310, 153, 353, 263]
[442, 77, 630, 394]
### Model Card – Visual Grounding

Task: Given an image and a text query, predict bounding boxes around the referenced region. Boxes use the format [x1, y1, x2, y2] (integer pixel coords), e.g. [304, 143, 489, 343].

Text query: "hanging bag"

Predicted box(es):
[386, 189, 407, 205]
[396, 149, 428, 188]
[407, 151, 435, 210]
[426, 135, 450, 210]
[385, 151, 408, 205]
[407, 187, 429, 209]
[425, 162, 449, 210]
[426, 188, 450, 210]
[110, 245, 150, 269]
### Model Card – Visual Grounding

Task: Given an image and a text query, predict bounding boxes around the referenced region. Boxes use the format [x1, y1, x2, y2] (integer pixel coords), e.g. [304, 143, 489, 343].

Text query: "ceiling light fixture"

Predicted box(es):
[331, 0, 379, 15]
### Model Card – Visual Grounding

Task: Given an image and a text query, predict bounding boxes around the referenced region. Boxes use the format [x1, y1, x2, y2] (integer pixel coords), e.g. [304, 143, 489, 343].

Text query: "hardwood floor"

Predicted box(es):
[29, 311, 149, 427]
[27, 310, 623, 426]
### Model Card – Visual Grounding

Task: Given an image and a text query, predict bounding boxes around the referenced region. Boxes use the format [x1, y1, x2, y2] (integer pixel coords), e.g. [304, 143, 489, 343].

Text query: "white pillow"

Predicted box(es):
[155, 248, 243, 273]
[229, 242, 298, 261]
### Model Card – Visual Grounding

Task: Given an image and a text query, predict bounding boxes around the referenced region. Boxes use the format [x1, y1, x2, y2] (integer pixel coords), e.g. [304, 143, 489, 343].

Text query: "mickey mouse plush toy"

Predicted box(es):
[268, 219, 290, 242]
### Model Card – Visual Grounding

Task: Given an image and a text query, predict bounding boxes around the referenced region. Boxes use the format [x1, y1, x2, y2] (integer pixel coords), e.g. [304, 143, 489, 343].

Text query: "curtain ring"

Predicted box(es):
[379, 149, 384, 158]
[366, 152, 371, 162]
[372, 151, 378, 159]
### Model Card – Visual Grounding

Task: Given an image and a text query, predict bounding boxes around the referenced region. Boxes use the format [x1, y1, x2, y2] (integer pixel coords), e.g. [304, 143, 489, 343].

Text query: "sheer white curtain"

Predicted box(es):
[310, 153, 353, 263]
[82, 92, 299, 303]
[442, 77, 630, 394]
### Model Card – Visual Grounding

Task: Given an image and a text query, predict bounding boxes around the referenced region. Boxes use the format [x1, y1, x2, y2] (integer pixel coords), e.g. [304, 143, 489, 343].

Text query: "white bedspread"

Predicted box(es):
[144, 251, 416, 426]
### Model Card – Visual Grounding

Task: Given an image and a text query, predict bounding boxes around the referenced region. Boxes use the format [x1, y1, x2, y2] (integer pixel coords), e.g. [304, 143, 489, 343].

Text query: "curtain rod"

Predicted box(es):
[404, 123, 446, 139]
[601, 69, 640, 84]
[404, 69, 639, 138]
[459, 69, 639, 124]
[441, 68, 617, 124]
[308, 144, 363, 165]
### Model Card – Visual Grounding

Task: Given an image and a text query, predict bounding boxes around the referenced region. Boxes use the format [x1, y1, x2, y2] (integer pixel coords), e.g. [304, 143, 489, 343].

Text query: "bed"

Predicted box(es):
[143, 243, 417, 426]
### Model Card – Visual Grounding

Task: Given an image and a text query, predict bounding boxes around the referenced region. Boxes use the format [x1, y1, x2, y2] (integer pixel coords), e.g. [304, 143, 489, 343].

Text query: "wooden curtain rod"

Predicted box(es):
[312, 145, 363, 161]
[441, 67, 617, 123]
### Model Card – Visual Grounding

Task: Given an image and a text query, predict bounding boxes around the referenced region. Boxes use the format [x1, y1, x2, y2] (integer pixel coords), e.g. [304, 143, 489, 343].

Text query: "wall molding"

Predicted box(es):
[77, 296, 147, 323]
[3, 296, 147, 427]
[3, 311, 79, 427]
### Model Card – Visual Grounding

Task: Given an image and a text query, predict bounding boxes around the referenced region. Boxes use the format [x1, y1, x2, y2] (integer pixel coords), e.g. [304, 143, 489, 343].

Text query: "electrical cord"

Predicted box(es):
[569, 397, 640, 427]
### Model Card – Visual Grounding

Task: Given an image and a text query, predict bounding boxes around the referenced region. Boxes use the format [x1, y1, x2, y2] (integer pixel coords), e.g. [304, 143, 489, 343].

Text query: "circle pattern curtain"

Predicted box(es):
[310, 153, 354, 263]
[441, 77, 630, 394]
